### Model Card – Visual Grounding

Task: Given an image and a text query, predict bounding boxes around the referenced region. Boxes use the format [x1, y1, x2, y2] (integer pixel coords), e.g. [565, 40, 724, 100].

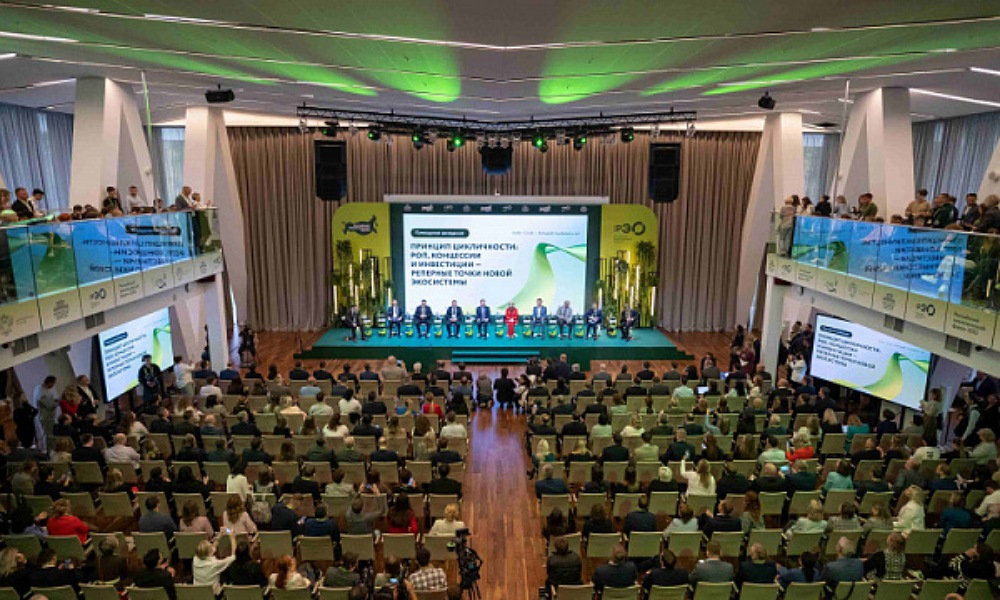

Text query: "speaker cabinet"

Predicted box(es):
[315, 140, 347, 200]
[649, 143, 682, 202]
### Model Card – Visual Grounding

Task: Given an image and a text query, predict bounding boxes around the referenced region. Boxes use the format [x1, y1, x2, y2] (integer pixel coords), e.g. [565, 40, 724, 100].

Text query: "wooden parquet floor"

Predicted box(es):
[253, 329, 733, 597]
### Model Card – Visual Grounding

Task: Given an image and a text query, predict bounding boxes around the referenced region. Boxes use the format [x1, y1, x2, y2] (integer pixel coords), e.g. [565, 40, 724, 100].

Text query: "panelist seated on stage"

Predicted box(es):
[386, 299, 404, 337]
[504, 302, 519, 338]
[531, 298, 548, 338]
[445, 300, 463, 338]
[475, 299, 491, 339]
[584, 303, 603, 340]
[620, 304, 639, 342]
[343, 304, 366, 341]
[556, 300, 573, 339]
[413, 300, 433, 338]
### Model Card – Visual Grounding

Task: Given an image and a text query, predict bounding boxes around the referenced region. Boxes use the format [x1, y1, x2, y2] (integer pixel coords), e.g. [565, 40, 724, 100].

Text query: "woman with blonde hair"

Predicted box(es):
[679, 457, 716, 496]
[533, 438, 557, 470]
[893, 486, 926, 533]
[193, 529, 237, 594]
[786, 430, 815, 463]
[788, 500, 827, 534]
[429, 503, 466, 537]
[621, 413, 644, 437]
[222, 494, 259, 537]
[269, 555, 311, 590]
[820, 409, 841, 435]
[0, 548, 29, 596]
[46, 498, 89, 542]
[864, 532, 906, 580]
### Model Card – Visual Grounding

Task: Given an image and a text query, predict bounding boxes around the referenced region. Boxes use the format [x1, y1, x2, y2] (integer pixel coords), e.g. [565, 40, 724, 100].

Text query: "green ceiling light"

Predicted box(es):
[367, 127, 382, 141]
[532, 132, 546, 148]
[620, 128, 635, 143]
[573, 134, 587, 151]
[450, 134, 464, 149]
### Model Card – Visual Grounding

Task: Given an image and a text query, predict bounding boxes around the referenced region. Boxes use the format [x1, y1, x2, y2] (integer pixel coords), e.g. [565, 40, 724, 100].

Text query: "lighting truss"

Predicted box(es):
[295, 104, 697, 140]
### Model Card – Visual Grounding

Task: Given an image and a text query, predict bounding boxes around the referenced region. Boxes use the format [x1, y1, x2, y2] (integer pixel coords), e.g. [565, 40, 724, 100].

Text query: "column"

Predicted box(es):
[203, 278, 228, 371]
[182, 107, 249, 325]
[69, 78, 155, 207]
[735, 112, 804, 327]
[834, 87, 914, 217]
[758, 276, 785, 379]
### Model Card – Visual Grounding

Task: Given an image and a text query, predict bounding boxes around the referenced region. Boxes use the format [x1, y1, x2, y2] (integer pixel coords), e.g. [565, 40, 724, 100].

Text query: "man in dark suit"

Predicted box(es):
[312, 361, 333, 381]
[289, 361, 310, 380]
[370, 438, 400, 465]
[620, 304, 639, 342]
[429, 438, 462, 467]
[531, 298, 547, 338]
[285, 465, 321, 500]
[752, 463, 787, 493]
[351, 414, 382, 438]
[560, 414, 588, 437]
[132, 549, 177, 600]
[432, 361, 452, 385]
[691, 541, 734, 585]
[359, 364, 380, 382]
[149, 408, 175, 435]
[535, 464, 570, 499]
[445, 300, 463, 338]
[592, 545, 638, 593]
[230, 411, 260, 437]
[11, 187, 39, 219]
[414, 299, 433, 338]
[622, 495, 657, 535]
[699, 501, 742, 538]
[663, 363, 682, 381]
[386, 299, 404, 337]
[344, 304, 366, 341]
[584, 303, 603, 340]
[625, 379, 647, 399]
[475, 299, 491, 339]
[424, 463, 463, 498]
[270, 496, 303, 536]
[600, 433, 630, 463]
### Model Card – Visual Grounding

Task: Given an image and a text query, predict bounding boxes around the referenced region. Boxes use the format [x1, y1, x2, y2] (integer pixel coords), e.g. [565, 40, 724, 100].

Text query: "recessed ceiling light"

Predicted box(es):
[44, 5, 99, 13]
[930, 48, 958, 53]
[0, 31, 78, 43]
[810, 27, 833, 32]
[797, 109, 822, 115]
[29, 79, 74, 88]
[0, 53, 16, 61]
[970, 66, 1000, 77]
[143, 14, 224, 25]
[911, 88, 1000, 109]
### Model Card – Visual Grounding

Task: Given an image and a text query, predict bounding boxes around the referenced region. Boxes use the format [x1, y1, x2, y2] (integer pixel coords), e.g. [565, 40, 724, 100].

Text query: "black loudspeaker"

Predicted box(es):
[649, 143, 682, 202]
[479, 146, 513, 175]
[315, 140, 347, 200]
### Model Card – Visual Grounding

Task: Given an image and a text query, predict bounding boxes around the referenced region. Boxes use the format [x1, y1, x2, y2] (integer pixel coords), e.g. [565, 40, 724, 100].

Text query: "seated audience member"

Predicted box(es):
[777, 551, 821, 587]
[663, 503, 699, 540]
[138, 496, 179, 537]
[691, 540, 734, 584]
[535, 463, 570, 499]
[863, 532, 907, 581]
[546, 536, 583, 593]
[826, 503, 862, 531]
[409, 547, 448, 592]
[269, 555, 311, 590]
[622, 494, 657, 536]
[820, 537, 864, 585]
[592, 544, 638, 592]
[224, 541, 267, 586]
[737, 542, 778, 586]
[29, 549, 81, 591]
[425, 463, 463, 498]
[699, 499, 742, 538]
[323, 551, 361, 588]
[46, 498, 89, 542]
[193, 531, 238, 594]
[642, 549, 689, 592]
[133, 549, 177, 600]
[429, 503, 467, 537]
[939, 493, 974, 533]
[893, 486, 926, 532]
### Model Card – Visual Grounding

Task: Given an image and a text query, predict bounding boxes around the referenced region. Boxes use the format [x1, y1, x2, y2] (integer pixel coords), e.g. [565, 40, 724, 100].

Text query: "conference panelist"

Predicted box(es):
[414, 299, 433, 338]
[344, 304, 366, 341]
[556, 300, 573, 339]
[531, 298, 547, 338]
[585, 302, 603, 340]
[504, 302, 519, 339]
[445, 300, 463, 338]
[620, 304, 638, 342]
[386, 299, 404, 337]
[475, 299, 491, 339]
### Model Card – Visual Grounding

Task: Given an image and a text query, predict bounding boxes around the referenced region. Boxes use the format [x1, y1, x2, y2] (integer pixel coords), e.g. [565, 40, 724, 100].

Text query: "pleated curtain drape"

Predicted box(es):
[912, 111, 1000, 209]
[228, 128, 760, 332]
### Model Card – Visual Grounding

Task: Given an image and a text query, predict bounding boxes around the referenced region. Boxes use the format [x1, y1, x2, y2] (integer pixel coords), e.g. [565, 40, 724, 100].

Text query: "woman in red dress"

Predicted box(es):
[504, 302, 519, 338]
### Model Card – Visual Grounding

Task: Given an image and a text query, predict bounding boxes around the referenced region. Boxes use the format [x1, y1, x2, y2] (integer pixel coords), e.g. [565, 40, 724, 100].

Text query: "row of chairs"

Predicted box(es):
[553, 578, 994, 600]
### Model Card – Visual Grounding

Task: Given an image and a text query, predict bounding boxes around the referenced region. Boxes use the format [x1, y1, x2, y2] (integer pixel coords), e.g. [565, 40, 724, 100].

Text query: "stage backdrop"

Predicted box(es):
[229, 128, 758, 331]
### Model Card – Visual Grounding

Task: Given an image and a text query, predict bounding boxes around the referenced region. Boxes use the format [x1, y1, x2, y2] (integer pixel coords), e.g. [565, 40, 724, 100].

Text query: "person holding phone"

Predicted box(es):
[192, 529, 237, 594]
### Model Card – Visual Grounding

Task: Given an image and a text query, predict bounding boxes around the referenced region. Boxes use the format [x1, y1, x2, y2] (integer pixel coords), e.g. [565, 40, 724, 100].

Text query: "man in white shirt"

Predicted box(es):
[104, 433, 141, 468]
[299, 381, 321, 398]
[672, 378, 695, 401]
[338, 390, 362, 417]
[975, 480, 1000, 517]
[174, 356, 195, 396]
[125, 185, 149, 212]
[440, 413, 468, 438]
[198, 376, 223, 399]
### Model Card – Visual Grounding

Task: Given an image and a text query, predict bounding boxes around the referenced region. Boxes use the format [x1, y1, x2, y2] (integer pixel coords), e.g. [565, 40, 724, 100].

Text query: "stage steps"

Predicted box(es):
[451, 349, 540, 364]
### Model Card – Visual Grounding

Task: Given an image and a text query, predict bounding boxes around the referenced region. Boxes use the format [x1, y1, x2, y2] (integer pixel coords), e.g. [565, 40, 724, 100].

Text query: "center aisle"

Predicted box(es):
[463, 406, 547, 598]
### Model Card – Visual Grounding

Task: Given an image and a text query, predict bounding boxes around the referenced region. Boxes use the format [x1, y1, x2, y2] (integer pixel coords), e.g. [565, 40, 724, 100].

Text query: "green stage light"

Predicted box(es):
[451, 134, 464, 148]
[367, 128, 382, 141]
[620, 128, 635, 143]
[538, 141, 549, 154]
[532, 133, 546, 148]
[573, 134, 587, 151]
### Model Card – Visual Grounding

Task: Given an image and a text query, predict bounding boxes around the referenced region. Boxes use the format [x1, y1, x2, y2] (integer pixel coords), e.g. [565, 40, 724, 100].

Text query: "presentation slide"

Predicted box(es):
[810, 315, 931, 410]
[99, 309, 172, 400]
[402, 212, 589, 312]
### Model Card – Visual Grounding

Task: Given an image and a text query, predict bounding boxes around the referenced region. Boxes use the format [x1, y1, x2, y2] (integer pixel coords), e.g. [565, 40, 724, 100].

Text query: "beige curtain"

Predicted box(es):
[228, 128, 759, 331]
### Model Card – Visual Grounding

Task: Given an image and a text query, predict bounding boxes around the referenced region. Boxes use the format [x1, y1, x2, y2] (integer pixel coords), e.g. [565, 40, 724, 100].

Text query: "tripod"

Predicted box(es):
[455, 541, 483, 599]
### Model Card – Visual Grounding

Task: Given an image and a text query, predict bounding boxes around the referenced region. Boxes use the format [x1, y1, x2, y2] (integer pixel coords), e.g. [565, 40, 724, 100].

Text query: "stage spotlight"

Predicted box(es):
[538, 141, 549, 153]
[298, 117, 309, 134]
[532, 132, 546, 148]
[651, 125, 661, 139]
[620, 127, 635, 143]
[450, 134, 464, 149]
[573, 134, 587, 151]
[348, 123, 358, 137]
[758, 92, 776, 110]
[367, 127, 382, 141]
[446, 139, 457, 152]
[685, 121, 696, 138]
[320, 120, 338, 137]
[412, 132, 425, 150]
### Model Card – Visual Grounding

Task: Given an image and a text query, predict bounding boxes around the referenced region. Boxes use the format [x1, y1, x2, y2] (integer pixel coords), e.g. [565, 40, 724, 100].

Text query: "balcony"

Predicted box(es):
[767, 215, 1000, 350]
[0, 208, 224, 344]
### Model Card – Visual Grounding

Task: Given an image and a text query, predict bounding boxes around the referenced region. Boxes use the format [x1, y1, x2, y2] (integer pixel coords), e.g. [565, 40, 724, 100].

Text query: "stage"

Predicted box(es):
[296, 327, 693, 366]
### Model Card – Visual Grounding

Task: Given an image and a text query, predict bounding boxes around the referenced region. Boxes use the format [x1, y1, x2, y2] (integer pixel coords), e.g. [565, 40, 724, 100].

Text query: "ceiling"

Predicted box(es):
[2, 0, 1000, 126]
